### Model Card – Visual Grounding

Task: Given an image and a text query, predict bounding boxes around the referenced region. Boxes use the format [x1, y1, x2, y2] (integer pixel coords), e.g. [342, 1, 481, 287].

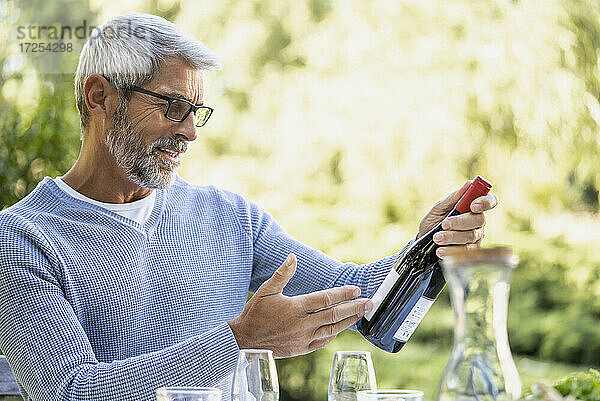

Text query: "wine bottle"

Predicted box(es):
[357, 176, 492, 353]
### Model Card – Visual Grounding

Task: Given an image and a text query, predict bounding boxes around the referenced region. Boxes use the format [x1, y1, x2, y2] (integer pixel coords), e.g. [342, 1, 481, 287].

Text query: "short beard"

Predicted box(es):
[105, 98, 186, 190]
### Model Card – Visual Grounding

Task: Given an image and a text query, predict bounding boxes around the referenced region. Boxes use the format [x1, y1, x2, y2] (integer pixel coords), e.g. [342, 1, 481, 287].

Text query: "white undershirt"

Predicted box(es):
[53, 176, 156, 225]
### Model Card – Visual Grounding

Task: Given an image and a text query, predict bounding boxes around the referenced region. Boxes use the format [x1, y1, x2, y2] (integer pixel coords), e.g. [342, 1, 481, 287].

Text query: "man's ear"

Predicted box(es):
[83, 74, 118, 127]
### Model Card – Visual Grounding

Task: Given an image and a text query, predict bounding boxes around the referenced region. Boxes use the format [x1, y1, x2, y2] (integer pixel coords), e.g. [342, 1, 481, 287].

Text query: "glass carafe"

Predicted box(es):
[437, 247, 521, 401]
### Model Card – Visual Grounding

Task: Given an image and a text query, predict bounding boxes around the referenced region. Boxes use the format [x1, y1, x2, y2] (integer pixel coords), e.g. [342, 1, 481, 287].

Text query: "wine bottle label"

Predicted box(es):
[392, 296, 435, 342]
[365, 268, 401, 321]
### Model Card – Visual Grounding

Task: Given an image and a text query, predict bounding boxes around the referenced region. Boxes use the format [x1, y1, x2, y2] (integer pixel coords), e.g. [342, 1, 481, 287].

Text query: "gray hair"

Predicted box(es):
[75, 13, 221, 132]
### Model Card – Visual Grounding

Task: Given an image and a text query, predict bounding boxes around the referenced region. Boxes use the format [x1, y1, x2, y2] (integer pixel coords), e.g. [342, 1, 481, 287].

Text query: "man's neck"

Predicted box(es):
[62, 137, 152, 204]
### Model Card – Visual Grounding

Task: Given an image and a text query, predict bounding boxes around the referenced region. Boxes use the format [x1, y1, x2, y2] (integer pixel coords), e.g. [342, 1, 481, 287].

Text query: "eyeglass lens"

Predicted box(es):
[166, 99, 191, 121]
[166, 99, 211, 127]
[193, 108, 211, 127]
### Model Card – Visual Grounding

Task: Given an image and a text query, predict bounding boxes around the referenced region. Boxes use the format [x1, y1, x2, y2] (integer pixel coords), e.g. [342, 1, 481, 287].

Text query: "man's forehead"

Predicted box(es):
[148, 60, 204, 102]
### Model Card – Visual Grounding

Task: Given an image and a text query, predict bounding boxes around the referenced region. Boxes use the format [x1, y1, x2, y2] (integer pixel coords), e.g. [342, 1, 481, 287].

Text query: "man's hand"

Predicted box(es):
[418, 180, 499, 258]
[228, 254, 373, 358]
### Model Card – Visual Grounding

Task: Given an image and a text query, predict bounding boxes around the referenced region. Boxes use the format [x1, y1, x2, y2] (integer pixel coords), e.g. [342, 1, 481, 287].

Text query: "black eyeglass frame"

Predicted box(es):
[130, 86, 214, 127]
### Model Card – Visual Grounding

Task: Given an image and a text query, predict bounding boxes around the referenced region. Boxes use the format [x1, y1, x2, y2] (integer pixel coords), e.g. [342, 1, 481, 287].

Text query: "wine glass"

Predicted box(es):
[328, 351, 377, 401]
[232, 349, 279, 401]
[156, 387, 222, 401]
[356, 390, 424, 401]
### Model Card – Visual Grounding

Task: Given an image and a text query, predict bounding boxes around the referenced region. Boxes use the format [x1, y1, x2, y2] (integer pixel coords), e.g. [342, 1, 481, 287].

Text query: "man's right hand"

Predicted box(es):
[227, 253, 373, 358]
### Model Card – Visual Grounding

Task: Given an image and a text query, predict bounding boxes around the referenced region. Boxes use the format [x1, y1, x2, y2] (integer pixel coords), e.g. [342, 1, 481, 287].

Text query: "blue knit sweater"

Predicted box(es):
[0, 175, 406, 400]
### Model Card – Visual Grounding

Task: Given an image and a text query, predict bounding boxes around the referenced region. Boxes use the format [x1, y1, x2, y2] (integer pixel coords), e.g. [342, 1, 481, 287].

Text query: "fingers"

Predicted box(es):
[436, 243, 480, 258]
[310, 297, 372, 325]
[441, 212, 485, 231]
[470, 193, 498, 213]
[433, 191, 496, 253]
[308, 335, 337, 353]
[255, 254, 297, 296]
[298, 285, 361, 313]
[312, 310, 365, 339]
[418, 181, 496, 238]
[434, 226, 485, 246]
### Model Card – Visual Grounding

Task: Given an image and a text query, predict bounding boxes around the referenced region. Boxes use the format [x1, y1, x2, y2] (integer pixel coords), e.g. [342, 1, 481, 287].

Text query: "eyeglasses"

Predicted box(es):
[131, 87, 213, 127]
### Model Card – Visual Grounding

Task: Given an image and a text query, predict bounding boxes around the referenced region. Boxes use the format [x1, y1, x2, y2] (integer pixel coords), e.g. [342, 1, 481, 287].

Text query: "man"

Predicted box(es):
[0, 13, 497, 401]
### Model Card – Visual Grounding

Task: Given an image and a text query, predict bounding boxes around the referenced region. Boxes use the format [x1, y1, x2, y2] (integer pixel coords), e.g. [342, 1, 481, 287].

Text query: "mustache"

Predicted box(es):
[149, 137, 188, 154]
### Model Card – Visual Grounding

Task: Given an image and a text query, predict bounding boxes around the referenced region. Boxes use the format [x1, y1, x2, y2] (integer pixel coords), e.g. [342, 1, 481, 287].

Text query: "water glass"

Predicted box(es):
[232, 349, 279, 401]
[328, 351, 377, 401]
[156, 387, 222, 401]
[357, 390, 424, 401]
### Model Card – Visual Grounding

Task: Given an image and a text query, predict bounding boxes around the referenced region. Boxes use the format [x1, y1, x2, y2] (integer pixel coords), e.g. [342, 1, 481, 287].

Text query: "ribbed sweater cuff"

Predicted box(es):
[198, 322, 240, 384]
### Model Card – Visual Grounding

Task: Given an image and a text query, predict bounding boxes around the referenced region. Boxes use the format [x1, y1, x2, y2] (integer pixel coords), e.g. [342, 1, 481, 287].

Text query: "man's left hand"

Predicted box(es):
[418, 180, 499, 258]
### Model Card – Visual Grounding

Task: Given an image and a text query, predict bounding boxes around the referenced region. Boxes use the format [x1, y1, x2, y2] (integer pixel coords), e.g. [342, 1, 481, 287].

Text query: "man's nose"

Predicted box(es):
[174, 112, 197, 142]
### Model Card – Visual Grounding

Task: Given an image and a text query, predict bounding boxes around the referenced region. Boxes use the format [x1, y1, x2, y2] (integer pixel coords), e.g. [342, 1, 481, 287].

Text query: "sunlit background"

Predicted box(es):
[1, 0, 599, 400]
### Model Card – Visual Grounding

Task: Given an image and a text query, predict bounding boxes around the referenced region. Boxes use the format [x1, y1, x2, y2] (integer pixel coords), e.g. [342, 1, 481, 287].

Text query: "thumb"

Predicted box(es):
[432, 180, 472, 215]
[256, 253, 297, 296]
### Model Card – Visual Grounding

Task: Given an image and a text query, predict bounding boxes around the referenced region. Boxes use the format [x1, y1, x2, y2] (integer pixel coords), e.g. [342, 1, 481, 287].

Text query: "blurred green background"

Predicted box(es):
[1, 0, 599, 400]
